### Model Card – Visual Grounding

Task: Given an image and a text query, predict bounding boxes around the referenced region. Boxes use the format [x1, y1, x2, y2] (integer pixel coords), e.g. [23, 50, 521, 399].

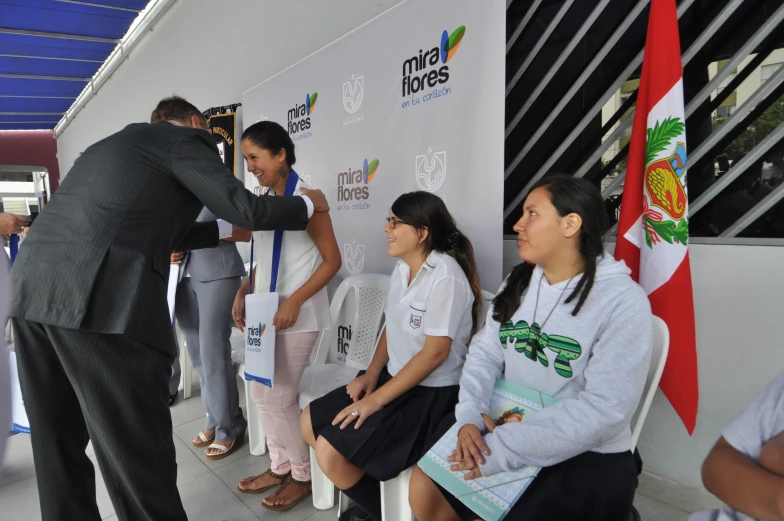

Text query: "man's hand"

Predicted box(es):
[171, 252, 185, 264]
[0, 213, 31, 235]
[300, 187, 329, 213]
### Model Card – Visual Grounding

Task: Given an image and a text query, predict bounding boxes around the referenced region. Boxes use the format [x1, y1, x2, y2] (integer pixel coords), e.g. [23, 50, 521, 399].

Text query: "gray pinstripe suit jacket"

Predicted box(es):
[10, 121, 307, 355]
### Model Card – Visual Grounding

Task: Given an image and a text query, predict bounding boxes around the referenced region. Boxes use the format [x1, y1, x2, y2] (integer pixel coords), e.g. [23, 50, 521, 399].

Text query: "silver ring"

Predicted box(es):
[351, 410, 359, 417]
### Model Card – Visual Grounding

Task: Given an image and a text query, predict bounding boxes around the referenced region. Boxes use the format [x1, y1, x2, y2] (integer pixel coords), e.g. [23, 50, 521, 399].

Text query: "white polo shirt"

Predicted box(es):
[386, 250, 474, 387]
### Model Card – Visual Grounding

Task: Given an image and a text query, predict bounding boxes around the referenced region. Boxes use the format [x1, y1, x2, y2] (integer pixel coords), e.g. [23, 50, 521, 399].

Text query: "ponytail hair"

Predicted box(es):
[390, 192, 482, 335]
[492, 174, 609, 324]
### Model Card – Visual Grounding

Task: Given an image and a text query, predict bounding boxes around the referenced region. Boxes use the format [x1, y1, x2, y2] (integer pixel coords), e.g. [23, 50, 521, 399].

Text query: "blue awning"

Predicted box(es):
[0, 0, 152, 130]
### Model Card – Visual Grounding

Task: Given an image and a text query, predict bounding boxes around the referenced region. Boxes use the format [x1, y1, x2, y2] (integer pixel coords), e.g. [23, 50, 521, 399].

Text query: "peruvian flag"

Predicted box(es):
[615, 0, 698, 434]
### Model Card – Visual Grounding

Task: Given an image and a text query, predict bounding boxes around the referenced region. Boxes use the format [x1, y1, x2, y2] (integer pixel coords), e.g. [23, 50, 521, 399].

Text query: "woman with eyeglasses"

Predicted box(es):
[409, 175, 653, 521]
[300, 191, 481, 521]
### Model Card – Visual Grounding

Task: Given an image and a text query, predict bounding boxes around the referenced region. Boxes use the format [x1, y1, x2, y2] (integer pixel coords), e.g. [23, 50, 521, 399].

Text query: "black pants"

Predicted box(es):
[12, 319, 188, 521]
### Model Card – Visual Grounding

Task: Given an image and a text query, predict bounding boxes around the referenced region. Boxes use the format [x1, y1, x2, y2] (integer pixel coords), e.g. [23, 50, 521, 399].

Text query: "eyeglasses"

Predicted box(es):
[385, 217, 408, 229]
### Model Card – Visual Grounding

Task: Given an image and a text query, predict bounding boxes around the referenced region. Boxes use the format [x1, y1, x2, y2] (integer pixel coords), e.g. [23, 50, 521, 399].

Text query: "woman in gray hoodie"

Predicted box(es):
[410, 175, 654, 521]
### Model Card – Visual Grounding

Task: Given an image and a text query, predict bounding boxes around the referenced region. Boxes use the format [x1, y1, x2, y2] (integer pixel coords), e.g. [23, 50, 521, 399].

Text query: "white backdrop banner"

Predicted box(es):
[241, 0, 505, 355]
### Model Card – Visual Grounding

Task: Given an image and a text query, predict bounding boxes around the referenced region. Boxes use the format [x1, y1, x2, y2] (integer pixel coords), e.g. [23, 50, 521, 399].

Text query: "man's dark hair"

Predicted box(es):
[150, 96, 208, 127]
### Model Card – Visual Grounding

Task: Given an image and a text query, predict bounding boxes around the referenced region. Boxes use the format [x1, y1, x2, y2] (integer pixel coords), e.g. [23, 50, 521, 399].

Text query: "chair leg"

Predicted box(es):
[243, 375, 267, 456]
[381, 467, 415, 521]
[311, 446, 336, 510]
[176, 329, 192, 399]
[338, 490, 353, 518]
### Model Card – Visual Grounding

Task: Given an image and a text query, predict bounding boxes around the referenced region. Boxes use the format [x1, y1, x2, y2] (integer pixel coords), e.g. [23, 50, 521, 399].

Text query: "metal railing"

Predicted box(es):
[504, 0, 784, 241]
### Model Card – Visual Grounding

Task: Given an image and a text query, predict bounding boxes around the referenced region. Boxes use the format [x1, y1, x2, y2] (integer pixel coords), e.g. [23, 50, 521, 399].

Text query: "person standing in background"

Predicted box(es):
[0, 250, 10, 469]
[0, 212, 29, 466]
[9, 95, 328, 521]
[168, 207, 251, 460]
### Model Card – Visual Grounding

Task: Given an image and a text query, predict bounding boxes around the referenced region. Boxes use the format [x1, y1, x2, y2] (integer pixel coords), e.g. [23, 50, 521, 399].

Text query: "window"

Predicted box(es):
[761, 62, 783, 84]
[716, 105, 735, 118]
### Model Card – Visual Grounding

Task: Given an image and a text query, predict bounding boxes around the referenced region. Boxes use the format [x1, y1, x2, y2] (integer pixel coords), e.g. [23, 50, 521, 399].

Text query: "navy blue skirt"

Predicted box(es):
[308, 367, 458, 481]
[430, 412, 638, 521]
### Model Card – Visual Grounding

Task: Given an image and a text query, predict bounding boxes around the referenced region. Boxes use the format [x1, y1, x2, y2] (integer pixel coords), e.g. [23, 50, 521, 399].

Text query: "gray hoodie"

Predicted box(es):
[454, 254, 653, 477]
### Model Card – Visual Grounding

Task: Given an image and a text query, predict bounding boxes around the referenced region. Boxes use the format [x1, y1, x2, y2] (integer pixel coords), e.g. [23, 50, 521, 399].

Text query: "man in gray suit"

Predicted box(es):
[169, 205, 250, 458]
[9, 96, 328, 521]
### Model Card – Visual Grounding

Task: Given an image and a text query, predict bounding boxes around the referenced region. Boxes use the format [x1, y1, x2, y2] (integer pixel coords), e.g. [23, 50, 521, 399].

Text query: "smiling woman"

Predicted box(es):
[299, 191, 481, 521]
[235, 120, 341, 511]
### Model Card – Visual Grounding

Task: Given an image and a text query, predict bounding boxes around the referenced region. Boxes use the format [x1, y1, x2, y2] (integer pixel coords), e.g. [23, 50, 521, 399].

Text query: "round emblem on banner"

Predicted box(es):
[415, 148, 447, 192]
[343, 75, 364, 114]
[344, 241, 365, 275]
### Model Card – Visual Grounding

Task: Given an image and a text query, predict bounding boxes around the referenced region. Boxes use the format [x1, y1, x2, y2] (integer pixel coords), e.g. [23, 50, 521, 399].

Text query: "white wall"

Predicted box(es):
[56, 0, 402, 176]
[503, 240, 784, 503]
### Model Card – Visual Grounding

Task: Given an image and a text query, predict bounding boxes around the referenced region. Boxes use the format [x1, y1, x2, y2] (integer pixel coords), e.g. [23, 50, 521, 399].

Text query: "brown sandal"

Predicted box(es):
[237, 469, 290, 494]
[261, 476, 312, 511]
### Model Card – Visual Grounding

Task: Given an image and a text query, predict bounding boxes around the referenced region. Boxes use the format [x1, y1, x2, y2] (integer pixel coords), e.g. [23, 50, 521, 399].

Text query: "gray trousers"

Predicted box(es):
[173, 276, 246, 441]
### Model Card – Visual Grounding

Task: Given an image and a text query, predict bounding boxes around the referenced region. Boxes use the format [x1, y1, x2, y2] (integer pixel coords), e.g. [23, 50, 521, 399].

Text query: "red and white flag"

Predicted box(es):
[615, 0, 698, 434]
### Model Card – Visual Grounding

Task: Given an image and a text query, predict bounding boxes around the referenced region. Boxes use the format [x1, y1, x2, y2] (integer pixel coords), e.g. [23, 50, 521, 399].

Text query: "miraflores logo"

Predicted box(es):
[344, 241, 364, 275]
[343, 75, 364, 114]
[342, 74, 366, 126]
[415, 148, 447, 192]
[336, 158, 379, 211]
[336, 323, 353, 362]
[246, 322, 267, 351]
[287, 92, 318, 141]
[401, 26, 465, 109]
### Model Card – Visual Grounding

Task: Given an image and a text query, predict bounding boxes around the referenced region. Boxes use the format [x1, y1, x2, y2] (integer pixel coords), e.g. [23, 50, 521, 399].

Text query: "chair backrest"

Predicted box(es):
[310, 274, 390, 369]
[630, 315, 670, 449]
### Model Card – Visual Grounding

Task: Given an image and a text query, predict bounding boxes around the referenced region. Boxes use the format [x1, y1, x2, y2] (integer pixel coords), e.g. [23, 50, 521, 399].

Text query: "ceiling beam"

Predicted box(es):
[0, 112, 64, 115]
[0, 28, 119, 44]
[54, 0, 142, 13]
[0, 95, 74, 99]
[0, 53, 103, 63]
[0, 73, 89, 81]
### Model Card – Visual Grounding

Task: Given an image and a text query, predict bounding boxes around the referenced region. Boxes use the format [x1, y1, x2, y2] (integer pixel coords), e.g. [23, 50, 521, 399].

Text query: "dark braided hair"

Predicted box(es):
[492, 175, 609, 324]
[391, 191, 483, 335]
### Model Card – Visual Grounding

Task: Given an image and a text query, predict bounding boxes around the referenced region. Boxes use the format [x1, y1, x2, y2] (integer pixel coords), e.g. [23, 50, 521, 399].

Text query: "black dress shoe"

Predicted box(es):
[338, 506, 371, 521]
[168, 394, 177, 407]
[630, 505, 641, 521]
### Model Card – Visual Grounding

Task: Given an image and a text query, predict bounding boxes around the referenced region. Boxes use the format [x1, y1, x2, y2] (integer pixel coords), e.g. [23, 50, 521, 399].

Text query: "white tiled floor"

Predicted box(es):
[1, 382, 690, 521]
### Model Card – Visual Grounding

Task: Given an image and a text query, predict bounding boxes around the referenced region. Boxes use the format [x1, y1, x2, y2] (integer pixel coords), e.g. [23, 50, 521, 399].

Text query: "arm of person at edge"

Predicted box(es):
[700, 373, 784, 521]
[272, 211, 341, 330]
[701, 435, 784, 521]
[332, 277, 471, 430]
[452, 289, 653, 480]
[168, 130, 327, 232]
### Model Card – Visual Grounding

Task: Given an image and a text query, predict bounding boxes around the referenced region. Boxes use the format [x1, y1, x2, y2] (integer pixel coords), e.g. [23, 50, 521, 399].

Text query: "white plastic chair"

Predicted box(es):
[302, 274, 390, 510]
[175, 324, 194, 400]
[377, 290, 496, 521]
[630, 315, 670, 449]
[234, 330, 270, 456]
